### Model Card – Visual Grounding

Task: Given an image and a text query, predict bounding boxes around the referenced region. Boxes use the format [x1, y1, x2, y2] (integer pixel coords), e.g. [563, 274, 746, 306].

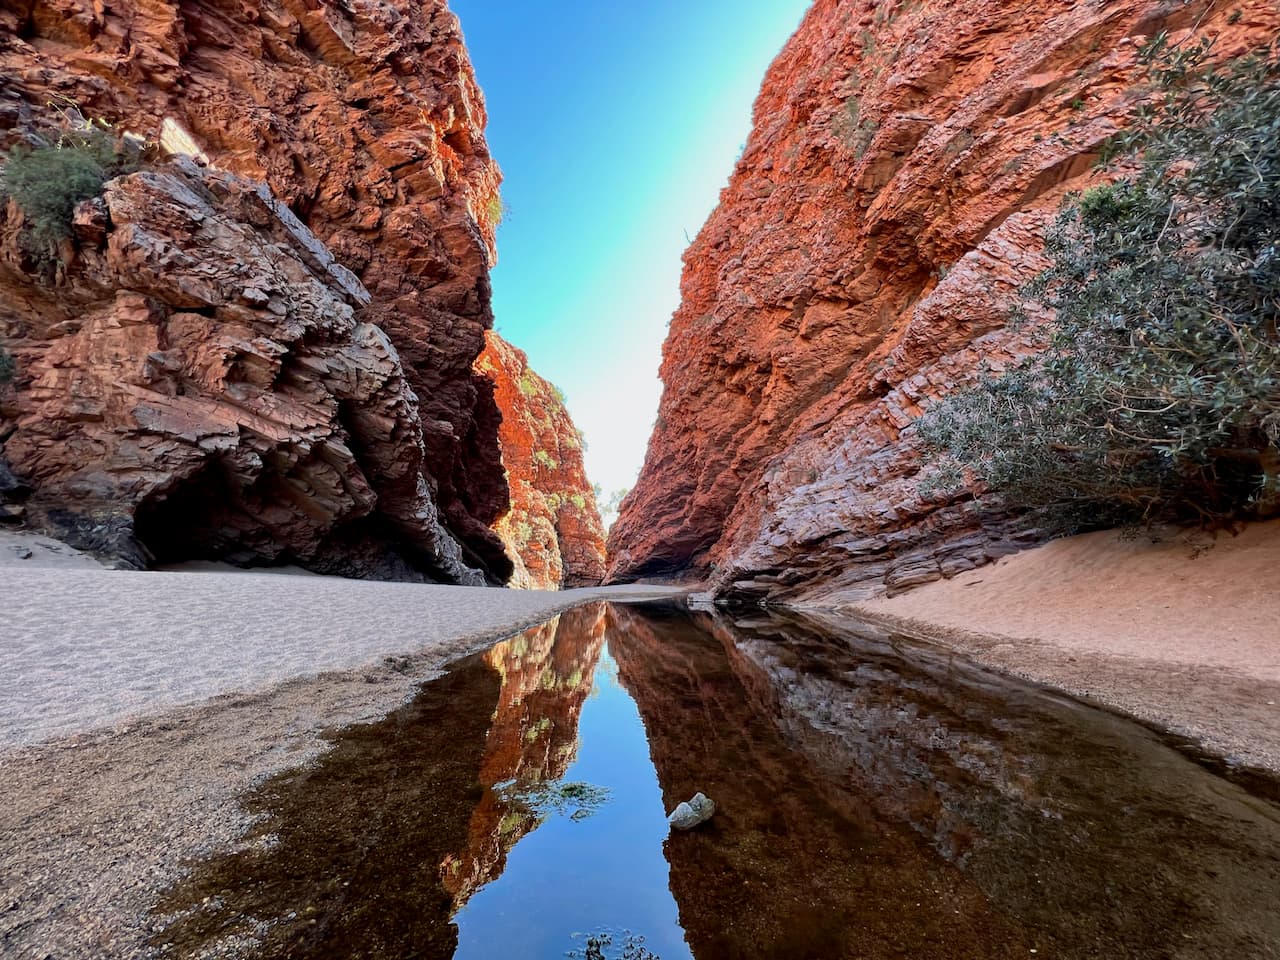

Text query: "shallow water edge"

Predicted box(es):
[151, 600, 1280, 960]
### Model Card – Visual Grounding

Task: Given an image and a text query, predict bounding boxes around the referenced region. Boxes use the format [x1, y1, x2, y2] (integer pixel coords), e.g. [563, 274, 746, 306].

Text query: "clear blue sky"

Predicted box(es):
[452, 0, 811, 504]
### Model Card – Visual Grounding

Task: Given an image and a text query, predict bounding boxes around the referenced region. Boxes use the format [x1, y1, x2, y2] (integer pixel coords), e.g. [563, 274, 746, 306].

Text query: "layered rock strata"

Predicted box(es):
[476, 331, 606, 589]
[0, 0, 512, 580]
[608, 0, 1277, 602]
[1, 161, 489, 581]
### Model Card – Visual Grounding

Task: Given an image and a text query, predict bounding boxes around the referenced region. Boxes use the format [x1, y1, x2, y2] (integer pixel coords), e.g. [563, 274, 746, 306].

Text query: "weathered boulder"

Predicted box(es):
[668, 792, 716, 831]
[608, 0, 1278, 602]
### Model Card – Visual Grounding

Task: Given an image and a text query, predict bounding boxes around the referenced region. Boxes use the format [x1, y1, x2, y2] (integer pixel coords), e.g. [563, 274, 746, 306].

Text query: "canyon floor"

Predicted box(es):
[2, 524, 1278, 957]
[0, 532, 685, 958]
[844, 520, 1280, 778]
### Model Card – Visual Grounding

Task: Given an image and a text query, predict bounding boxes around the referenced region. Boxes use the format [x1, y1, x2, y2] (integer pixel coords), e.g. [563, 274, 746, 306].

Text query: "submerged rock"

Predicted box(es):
[668, 792, 716, 831]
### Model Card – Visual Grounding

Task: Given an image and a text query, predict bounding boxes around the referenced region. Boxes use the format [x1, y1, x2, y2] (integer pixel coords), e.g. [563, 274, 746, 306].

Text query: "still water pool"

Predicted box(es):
[156, 601, 1280, 959]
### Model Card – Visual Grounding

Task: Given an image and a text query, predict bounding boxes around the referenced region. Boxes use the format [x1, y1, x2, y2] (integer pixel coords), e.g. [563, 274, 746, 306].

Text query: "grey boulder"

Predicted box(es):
[668, 792, 716, 830]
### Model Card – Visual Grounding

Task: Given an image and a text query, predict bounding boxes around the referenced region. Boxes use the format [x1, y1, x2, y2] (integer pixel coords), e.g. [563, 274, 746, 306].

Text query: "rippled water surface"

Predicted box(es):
[156, 601, 1280, 959]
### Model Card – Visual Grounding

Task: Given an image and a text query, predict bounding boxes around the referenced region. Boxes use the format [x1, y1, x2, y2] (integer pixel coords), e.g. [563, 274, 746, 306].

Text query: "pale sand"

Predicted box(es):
[0, 559, 681, 747]
[846, 519, 1280, 774]
[0, 547, 684, 959]
[0, 528, 107, 570]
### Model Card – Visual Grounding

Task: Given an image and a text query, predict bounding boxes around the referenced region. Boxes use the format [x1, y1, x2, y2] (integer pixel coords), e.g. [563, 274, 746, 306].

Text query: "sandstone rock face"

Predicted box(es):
[0, 0, 513, 580]
[608, 0, 1277, 602]
[477, 332, 606, 589]
[1, 162, 486, 581]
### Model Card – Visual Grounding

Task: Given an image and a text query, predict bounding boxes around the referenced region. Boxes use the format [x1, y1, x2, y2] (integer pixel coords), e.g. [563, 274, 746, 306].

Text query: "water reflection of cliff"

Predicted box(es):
[609, 603, 1280, 960]
[152, 606, 606, 960]
[153, 651, 506, 959]
[441, 604, 607, 909]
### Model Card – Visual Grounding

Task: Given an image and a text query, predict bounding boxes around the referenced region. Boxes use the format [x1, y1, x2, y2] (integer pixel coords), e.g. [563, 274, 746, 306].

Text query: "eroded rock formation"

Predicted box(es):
[477, 331, 606, 589]
[0, 0, 513, 580]
[608, 0, 1277, 602]
[2, 161, 493, 579]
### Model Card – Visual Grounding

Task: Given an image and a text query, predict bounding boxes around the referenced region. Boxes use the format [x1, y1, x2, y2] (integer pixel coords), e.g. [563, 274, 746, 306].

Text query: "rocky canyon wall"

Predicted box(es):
[476, 331, 606, 589]
[0, 0, 525, 581]
[608, 0, 1277, 602]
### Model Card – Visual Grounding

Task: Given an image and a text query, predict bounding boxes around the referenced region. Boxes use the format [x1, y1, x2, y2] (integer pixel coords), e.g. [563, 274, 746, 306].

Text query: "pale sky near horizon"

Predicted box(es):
[451, 1, 811, 504]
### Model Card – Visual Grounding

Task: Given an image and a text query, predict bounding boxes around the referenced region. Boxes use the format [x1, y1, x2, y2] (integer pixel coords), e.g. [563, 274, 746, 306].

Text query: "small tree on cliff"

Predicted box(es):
[918, 37, 1280, 529]
[0, 107, 143, 260]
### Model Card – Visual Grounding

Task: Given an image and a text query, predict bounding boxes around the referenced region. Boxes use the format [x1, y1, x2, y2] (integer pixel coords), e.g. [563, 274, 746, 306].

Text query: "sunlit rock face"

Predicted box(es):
[0, 0, 513, 581]
[607, 0, 1277, 602]
[477, 331, 607, 589]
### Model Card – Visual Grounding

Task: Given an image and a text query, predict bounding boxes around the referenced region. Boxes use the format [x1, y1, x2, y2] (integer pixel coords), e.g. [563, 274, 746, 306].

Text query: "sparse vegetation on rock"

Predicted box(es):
[0, 114, 141, 257]
[919, 38, 1280, 529]
[477, 332, 607, 588]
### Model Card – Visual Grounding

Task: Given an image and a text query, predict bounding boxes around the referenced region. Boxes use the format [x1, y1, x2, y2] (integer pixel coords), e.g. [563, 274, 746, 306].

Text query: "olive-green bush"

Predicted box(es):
[1, 119, 138, 256]
[918, 38, 1280, 529]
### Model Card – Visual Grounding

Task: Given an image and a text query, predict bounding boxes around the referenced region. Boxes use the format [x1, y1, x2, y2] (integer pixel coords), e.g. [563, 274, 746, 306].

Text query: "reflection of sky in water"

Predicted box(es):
[453, 639, 694, 960]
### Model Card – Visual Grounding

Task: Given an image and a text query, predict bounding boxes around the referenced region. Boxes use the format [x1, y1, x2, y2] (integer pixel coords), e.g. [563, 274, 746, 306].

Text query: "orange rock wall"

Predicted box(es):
[477, 332, 606, 589]
[0, 0, 514, 579]
[608, 0, 1277, 602]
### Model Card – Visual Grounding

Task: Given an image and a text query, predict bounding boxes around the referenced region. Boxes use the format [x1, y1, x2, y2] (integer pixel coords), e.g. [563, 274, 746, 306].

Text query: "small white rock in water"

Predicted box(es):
[668, 792, 715, 830]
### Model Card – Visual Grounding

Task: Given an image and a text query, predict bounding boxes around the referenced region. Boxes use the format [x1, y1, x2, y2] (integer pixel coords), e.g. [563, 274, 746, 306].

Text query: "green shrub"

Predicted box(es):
[532, 449, 557, 470]
[485, 191, 507, 228]
[918, 38, 1280, 529]
[0, 346, 14, 386]
[835, 95, 879, 160]
[1, 118, 138, 257]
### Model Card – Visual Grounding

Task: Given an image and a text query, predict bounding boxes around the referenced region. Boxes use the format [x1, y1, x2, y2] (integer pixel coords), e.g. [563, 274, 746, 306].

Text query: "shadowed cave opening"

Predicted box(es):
[133, 462, 255, 566]
[134, 460, 473, 582]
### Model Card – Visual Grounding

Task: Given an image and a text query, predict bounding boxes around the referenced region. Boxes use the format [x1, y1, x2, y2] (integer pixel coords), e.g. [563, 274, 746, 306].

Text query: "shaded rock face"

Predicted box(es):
[608, 0, 1277, 602]
[1, 163, 486, 581]
[0, 0, 512, 580]
[476, 332, 606, 589]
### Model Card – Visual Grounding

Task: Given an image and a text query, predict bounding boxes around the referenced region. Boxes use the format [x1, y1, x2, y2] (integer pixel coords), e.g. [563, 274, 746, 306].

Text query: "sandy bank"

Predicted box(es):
[0, 556, 681, 747]
[845, 520, 1280, 775]
[0, 560, 683, 958]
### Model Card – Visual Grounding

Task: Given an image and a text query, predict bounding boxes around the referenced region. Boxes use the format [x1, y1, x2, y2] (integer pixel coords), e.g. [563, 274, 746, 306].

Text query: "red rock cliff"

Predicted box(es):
[0, 0, 513, 581]
[477, 331, 606, 589]
[608, 0, 1277, 602]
